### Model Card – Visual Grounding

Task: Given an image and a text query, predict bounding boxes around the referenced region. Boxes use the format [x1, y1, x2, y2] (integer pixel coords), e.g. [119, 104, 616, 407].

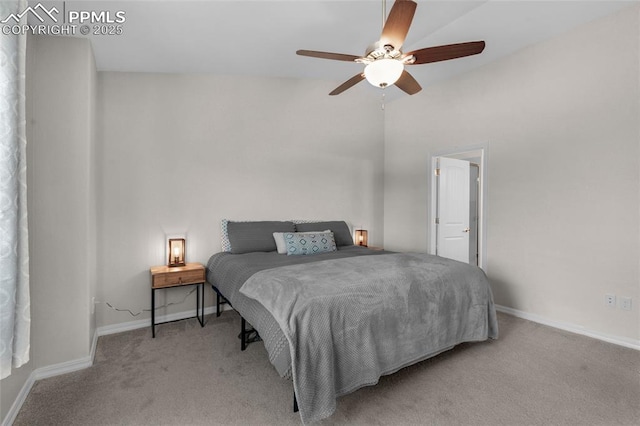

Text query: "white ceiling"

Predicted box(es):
[64, 0, 635, 96]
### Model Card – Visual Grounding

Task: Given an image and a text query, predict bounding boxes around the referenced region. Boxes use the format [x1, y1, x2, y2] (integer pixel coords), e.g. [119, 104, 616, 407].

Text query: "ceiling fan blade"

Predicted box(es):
[395, 70, 422, 95]
[406, 41, 486, 65]
[329, 73, 365, 96]
[380, 0, 417, 50]
[296, 50, 361, 62]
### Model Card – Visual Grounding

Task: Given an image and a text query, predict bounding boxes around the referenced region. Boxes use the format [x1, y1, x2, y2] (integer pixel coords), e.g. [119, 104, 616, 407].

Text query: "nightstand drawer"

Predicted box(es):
[152, 267, 205, 288]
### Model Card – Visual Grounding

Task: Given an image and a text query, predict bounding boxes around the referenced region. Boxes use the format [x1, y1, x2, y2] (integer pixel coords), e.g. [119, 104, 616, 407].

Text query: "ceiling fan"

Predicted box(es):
[296, 0, 486, 96]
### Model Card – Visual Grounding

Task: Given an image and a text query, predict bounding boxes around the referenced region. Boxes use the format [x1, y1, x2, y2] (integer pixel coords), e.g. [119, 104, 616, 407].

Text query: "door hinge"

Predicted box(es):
[435, 168, 441, 177]
[435, 218, 439, 224]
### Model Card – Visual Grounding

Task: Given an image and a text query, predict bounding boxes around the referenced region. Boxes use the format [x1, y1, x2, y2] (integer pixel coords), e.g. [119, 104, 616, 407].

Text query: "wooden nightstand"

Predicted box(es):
[149, 262, 206, 338]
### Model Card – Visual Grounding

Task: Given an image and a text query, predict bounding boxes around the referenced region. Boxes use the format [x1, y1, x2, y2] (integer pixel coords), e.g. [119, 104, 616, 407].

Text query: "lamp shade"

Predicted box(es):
[364, 58, 404, 88]
[354, 229, 368, 247]
[168, 238, 186, 267]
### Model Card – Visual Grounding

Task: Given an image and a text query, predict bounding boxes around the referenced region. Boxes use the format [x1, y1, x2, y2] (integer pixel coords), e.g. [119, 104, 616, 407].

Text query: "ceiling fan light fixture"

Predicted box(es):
[364, 58, 404, 88]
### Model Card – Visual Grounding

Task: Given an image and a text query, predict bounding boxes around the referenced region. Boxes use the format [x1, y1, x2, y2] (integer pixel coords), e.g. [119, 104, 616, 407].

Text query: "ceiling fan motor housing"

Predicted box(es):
[364, 41, 402, 61]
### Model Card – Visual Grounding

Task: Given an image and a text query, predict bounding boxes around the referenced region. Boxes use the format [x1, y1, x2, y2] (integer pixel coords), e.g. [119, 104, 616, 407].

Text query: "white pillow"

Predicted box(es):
[273, 230, 330, 254]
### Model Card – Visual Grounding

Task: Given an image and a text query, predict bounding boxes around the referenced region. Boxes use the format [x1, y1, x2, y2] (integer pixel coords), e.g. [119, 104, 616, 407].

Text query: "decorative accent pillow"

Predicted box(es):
[220, 219, 234, 252]
[284, 231, 337, 256]
[223, 220, 296, 254]
[273, 232, 287, 254]
[295, 221, 354, 246]
[274, 230, 330, 254]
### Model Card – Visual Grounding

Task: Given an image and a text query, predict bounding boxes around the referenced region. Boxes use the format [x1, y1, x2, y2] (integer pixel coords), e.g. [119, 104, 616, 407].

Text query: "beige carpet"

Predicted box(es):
[14, 312, 640, 425]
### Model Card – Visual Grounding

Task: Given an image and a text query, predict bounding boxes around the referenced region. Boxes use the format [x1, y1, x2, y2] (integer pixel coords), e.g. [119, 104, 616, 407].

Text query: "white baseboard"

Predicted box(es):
[96, 305, 225, 337]
[2, 373, 35, 426]
[32, 355, 93, 381]
[495, 304, 640, 351]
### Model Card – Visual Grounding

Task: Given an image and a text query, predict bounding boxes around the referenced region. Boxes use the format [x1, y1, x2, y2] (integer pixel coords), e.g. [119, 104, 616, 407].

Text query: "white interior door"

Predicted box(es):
[436, 157, 470, 263]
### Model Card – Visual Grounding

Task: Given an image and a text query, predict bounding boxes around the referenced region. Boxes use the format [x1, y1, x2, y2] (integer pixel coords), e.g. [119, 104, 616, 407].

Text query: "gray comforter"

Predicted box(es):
[206, 246, 389, 378]
[240, 252, 498, 424]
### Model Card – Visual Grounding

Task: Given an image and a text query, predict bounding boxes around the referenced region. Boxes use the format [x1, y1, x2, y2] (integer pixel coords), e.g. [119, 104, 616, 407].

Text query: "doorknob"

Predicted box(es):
[463, 228, 471, 233]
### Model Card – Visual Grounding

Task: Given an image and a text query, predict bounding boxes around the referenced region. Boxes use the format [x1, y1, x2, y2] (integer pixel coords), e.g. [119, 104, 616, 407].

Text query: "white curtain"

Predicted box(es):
[0, 0, 30, 380]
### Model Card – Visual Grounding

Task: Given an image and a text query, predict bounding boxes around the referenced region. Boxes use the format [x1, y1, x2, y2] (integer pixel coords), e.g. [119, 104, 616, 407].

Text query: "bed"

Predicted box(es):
[206, 220, 498, 424]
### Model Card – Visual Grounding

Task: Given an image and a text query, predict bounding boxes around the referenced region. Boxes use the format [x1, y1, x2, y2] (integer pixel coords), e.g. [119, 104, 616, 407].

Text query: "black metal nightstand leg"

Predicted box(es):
[197, 283, 204, 327]
[151, 288, 156, 338]
[241, 317, 247, 351]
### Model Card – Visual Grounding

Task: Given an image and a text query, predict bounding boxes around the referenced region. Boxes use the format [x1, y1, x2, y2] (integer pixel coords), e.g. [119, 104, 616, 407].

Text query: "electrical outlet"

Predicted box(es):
[91, 297, 96, 314]
[620, 297, 632, 311]
[605, 294, 616, 308]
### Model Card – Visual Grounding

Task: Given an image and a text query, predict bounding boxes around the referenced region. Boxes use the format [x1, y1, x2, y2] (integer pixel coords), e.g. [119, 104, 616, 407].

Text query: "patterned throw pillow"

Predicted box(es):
[284, 231, 337, 256]
[274, 230, 330, 254]
[221, 219, 233, 252]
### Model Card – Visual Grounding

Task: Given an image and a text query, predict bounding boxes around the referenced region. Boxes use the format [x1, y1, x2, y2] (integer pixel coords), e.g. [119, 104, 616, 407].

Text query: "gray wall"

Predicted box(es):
[1, 35, 97, 420]
[27, 35, 97, 367]
[95, 73, 385, 327]
[384, 5, 639, 341]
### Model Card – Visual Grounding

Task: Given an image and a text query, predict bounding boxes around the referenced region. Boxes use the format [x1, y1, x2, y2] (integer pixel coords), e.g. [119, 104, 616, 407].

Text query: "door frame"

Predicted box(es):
[429, 144, 488, 271]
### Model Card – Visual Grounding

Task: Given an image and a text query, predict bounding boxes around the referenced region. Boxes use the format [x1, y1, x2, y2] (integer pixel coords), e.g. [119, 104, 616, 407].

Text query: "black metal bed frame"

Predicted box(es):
[211, 283, 299, 412]
[212, 285, 262, 350]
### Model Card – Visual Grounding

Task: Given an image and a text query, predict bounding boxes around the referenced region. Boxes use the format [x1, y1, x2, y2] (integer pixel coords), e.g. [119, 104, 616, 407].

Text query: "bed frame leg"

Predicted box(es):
[239, 317, 261, 351]
[293, 392, 299, 413]
[241, 317, 247, 351]
[211, 284, 231, 317]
